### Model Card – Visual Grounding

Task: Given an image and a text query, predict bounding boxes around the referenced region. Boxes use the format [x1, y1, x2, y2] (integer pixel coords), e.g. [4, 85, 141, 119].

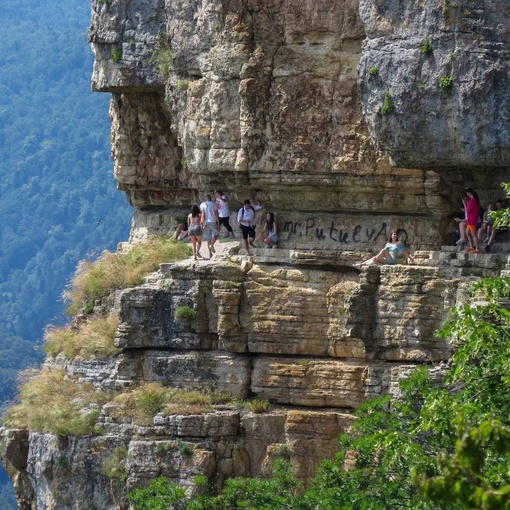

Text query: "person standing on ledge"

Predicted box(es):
[200, 194, 219, 258]
[464, 188, 481, 254]
[187, 205, 203, 261]
[215, 190, 235, 238]
[355, 231, 413, 266]
[237, 199, 262, 255]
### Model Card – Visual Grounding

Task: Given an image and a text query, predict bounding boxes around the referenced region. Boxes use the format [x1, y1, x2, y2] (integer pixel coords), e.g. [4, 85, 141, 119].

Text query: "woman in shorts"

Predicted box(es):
[356, 231, 413, 266]
[259, 212, 279, 248]
[188, 205, 203, 260]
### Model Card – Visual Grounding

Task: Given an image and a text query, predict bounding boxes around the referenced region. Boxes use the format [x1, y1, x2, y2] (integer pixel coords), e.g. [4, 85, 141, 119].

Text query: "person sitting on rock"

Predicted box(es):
[173, 219, 189, 241]
[485, 199, 507, 252]
[478, 201, 495, 251]
[259, 212, 279, 248]
[355, 231, 413, 266]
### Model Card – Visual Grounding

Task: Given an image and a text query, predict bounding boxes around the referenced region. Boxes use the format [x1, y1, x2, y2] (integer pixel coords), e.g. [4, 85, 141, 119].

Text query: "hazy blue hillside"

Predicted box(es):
[0, 1, 133, 505]
[0, 0, 132, 342]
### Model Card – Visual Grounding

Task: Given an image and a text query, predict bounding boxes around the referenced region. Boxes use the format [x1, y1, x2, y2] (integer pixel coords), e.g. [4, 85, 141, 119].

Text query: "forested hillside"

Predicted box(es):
[0, 0, 132, 505]
[0, 0, 132, 342]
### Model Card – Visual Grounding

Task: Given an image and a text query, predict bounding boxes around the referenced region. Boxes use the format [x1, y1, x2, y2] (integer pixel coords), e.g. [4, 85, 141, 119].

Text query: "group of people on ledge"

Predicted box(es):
[174, 191, 279, 259]
[453, 189, 505, 253]
[173, 187, 504, 264]
[356, 187, 505, 266]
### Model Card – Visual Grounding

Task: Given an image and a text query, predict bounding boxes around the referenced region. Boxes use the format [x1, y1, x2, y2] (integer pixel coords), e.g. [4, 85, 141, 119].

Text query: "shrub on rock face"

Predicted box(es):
[381, 92, 394, 114]
[64, 237, 191, 316]
[438, 75, 453, 93]
[109, 383, 235, 425]
[174, 305, 197, 320]
[102, 446, 128, 484]
[2, 369, 109, 436]
[44, 313, 121, 359]
[421, 40, 432, 55]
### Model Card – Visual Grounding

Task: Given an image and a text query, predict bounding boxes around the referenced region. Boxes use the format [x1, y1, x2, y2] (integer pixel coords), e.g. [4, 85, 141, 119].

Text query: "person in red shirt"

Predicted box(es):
[465, 188, 481, 253]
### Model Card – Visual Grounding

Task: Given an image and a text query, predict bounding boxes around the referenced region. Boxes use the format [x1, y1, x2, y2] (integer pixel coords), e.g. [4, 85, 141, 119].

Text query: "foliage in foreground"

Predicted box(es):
[128, 275, 510, 509]
[65, 237, 191, 315]
[490, 182, 510, 229]
[127, 458, 301, 510]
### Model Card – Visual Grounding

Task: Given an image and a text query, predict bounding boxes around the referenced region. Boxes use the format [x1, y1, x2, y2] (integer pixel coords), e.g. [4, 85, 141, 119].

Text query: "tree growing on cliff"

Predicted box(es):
[490, 182, 510, 229]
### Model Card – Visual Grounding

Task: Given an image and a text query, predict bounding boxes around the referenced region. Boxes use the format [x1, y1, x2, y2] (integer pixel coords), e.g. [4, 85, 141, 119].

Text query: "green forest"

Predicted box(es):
[0, 0, 132, 505]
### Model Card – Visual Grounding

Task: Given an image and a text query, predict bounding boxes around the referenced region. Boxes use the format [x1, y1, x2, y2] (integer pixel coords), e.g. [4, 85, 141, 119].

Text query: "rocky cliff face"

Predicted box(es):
[2, 248, 508, 509]
[358, 0, 510, 171]
[88, 0, 475, 250]
[2, 0, 510, 508]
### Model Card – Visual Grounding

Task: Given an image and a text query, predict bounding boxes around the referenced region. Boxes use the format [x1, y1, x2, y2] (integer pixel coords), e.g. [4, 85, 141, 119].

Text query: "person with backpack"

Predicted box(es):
[237, 199, 261, 255]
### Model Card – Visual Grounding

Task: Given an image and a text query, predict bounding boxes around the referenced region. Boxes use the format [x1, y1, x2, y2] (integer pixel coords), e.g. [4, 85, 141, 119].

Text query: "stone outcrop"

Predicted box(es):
[358, 0, 510, 172]
[3, 248, 508, 509]
[87, 0, 485, 249]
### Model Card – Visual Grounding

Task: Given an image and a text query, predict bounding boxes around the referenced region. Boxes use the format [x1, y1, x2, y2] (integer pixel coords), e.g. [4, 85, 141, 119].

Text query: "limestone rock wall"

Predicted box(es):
[4, 0, 510, 508]
[3, 252, 493, 509]
[87, 0, 467, 249]
[358, 0, 510, 173]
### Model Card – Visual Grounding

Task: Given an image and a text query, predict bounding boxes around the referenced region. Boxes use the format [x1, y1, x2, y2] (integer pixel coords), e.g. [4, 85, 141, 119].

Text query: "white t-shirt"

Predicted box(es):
[216, 196, 230, 218]
[200, 200, 217, 223]
[237, 204, 261, 226]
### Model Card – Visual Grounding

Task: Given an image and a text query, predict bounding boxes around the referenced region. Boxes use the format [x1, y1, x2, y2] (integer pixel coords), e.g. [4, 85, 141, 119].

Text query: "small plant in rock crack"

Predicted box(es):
[199, 280, 213, 296]
[112, 48, 122, 63]
[177, 440, 194, 457]
[369, 66, 379, 77]
[102, 446, 128, 483]
[174, 305, 197, 319]
[246, 398, 272, 413]
[381, 92, 394, 115]
[438, 75, 453, 93]
[421, 40, 432, 55]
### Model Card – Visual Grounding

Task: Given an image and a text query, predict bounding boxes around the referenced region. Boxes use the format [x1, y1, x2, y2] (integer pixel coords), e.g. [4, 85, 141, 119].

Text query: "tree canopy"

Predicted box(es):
[0, 0, 132, 504]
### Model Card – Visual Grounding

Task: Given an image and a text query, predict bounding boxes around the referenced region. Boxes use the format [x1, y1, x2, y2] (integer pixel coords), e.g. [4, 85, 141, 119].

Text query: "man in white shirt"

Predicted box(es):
[215, 190, 235, 238]
[237, 199, 261, 255]
[200, 195, 219, 257]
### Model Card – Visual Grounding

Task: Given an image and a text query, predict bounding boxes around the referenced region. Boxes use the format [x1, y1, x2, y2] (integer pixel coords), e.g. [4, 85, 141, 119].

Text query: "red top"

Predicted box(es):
[466, 197, 480, 226]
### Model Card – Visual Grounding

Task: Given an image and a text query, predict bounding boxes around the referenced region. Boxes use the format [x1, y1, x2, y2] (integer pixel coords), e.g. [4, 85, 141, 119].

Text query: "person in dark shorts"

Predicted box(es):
[237, 199, 261, 255]
[215, 190, 235, 238]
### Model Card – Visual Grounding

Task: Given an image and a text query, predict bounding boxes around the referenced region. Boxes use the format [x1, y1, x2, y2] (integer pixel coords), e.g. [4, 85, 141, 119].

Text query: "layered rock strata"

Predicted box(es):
[3, 0, 510, 507]
[4, 249, 508, 509]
